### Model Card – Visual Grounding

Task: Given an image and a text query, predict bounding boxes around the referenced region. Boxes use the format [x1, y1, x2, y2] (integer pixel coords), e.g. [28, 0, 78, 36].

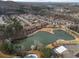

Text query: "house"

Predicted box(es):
[52, 45, 79, 58]
[54, 46, 67, 54]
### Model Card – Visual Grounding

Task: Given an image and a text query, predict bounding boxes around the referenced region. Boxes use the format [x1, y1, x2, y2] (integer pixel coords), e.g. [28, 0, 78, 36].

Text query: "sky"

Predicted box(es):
[3, 0, 79, 2]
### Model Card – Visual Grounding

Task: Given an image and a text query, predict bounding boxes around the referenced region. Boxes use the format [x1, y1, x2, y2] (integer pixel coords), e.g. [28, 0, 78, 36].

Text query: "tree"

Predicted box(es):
[40, 48, 52, 58]
[1, 39, 15, 54]
[0, 17, 23, 54]
[2, 17, 23, 39]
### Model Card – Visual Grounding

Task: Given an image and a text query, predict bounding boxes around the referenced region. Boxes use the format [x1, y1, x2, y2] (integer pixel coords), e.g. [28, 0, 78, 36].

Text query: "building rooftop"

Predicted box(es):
[24, 54, 38, 58]
[54, 46, 67, 54]
[53, 45, 79, 58]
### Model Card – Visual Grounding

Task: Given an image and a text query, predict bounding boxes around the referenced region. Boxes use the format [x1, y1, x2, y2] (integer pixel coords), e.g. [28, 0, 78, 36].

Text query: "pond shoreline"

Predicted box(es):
[12, 26, 79, 44]
[14, 27, 75, 50]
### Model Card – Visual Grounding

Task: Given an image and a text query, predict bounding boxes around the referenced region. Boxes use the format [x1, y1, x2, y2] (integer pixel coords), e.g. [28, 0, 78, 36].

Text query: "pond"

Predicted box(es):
[15, 30, 75, 50]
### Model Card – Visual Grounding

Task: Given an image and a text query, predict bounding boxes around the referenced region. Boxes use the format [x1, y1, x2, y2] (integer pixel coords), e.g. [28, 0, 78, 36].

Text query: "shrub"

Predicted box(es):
[40, 48, 52, 58]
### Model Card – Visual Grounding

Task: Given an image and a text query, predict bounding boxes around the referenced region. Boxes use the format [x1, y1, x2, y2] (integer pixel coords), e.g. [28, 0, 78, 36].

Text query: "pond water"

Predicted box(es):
[15, 30, 75, 49]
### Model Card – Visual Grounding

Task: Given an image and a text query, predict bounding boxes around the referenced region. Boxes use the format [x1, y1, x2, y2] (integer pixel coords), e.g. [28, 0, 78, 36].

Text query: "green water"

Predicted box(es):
[15, 30, 75, 49]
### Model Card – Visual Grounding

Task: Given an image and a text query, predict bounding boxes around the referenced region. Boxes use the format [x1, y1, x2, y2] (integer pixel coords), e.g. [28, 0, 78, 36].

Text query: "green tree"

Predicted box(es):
[2, 17, 23, 39]
[1, 39, 15, 54]
[40, 48, 52, 58]
[0, 17, 23, 54]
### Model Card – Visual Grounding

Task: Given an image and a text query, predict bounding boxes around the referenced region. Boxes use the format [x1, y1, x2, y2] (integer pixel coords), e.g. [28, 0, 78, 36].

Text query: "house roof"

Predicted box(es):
[54, 46, 67, 54]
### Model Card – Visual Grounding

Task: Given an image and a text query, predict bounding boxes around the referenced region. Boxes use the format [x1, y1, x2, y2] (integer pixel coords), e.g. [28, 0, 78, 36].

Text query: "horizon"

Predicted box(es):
[3, 0, 79, 2]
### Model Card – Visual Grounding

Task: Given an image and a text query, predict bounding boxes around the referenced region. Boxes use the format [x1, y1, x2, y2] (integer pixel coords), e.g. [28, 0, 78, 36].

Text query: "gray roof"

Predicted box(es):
[52, 45, 79, 58]
[62, 45, 79, 58]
